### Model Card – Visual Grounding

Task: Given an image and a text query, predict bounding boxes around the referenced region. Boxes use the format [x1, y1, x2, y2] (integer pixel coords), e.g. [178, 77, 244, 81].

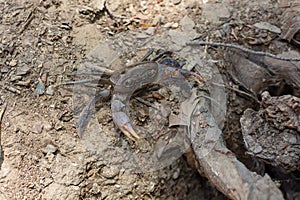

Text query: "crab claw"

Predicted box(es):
[112, 112, 142, 141]
[178, 69, 205, 83]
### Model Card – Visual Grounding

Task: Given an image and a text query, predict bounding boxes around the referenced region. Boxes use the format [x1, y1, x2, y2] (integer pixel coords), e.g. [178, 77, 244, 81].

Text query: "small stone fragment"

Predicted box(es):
[34, 79, 45, 95]
[145, 27, 155, 35]
[163, 22, 173, 28]
[101, 166, 119, 179]
[180, 15, 195, 32]
[17, 80, 31, 86]
[46, 85, 55, 96]
[16, 65, 31, 75]
[44, 122, 53, 131]
[0, 66, 9, 73]
[41, 144, 58, 154]
[41, 73, 48, 83]
[54, 121, 64, 131]
[10, 75, 22, 82]
[9, 60, 18, 67]
[172, 169, 180, 179]
[172, 0, 181, 5]
[171, 22, 179, 29]
[32, 122, 43, 134]
[253, 22, 281, 34]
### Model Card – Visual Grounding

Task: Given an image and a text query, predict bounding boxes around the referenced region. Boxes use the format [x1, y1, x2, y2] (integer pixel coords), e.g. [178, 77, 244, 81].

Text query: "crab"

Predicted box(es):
[73, 49, 204, 141]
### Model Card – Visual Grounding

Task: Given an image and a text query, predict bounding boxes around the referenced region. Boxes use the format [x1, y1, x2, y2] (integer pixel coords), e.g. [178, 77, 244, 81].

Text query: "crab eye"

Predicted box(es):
[147, 69, 156, 78]
[123, 78, 134, 88]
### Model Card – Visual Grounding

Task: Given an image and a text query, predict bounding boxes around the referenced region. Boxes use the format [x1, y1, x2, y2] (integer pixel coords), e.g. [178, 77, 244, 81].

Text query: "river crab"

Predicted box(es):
[73, 49, 204, 141]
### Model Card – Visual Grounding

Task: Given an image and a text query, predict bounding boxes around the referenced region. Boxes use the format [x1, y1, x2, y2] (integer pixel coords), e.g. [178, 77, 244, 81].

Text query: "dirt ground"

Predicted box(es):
[0, 0, 299, 199]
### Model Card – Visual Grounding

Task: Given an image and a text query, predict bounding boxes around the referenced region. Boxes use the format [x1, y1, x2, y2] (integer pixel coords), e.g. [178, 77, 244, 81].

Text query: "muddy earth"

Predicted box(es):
[0, 0, 299, 199]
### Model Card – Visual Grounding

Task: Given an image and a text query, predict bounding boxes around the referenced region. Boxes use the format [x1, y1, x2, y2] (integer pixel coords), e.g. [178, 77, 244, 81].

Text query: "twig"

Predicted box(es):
[212, 82, 260, 104]
[0, 104, 6, 125]
[0, 103, 7, 145]
[18, 0, 42, 34]
[104, 0, 127, 19]
[188, 41, 300, 61]
[5, 86, 21, 94]
[58, 79, 100, 86]
[134, 97, 159, 110]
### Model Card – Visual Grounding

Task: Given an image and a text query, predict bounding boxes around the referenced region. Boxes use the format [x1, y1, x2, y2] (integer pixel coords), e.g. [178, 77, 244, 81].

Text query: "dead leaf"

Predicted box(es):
[279, 1, 300, 44]
[169, 90, 198, 127]
[264, 50, 300, 97]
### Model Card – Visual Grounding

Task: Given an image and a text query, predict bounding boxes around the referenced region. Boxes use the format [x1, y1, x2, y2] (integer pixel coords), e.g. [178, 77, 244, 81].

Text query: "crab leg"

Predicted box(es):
[111, 62, 159, 141]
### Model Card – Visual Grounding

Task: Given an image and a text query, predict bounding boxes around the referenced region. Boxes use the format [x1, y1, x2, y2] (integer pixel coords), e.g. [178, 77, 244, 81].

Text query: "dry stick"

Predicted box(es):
[18, 0, 42, 34]
[0, 103, 7, 155]
[188, 41, 300, 61]
[104, 0, 127, 19]
[0, 104, 6, 126]
[212, 82, 260, 104]
[134, 97, 159, 110]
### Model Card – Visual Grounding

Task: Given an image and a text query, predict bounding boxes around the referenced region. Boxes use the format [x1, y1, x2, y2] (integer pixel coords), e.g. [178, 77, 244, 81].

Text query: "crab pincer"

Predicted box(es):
[111, 62, 159, 141]
[111, 60, 204, 141]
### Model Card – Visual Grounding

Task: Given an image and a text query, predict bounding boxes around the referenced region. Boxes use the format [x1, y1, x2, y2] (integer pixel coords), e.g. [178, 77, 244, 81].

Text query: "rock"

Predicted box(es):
[10, 75, 22, 82]
[240, 92, 300, 172]
[101, 166, 120, 179]
[34, 79, 45, 95]
[186, 1, 198, 9]
[202, 3, 230, 24]
[54, 121, 64, 131]
[32, 122, 43, 134]
[172, 0, 181, 5]
[46, 85, 55, 96]
[41, 144, 58, 154]
[43, 122, 53, 131]
[0, 164, 11, 179]
[180, 15, 195, 32]
[171, 22, 179, 29]
[172, 169, 180, 179]
[168, 30, 189, 46]
[145, 27, 155, 35]
[163, 22, 173, 28]
[9, 59, 17, 67]
[15, 65, 31, 75]
[42, 183, 80, 200]
[253, 22, 281, 34]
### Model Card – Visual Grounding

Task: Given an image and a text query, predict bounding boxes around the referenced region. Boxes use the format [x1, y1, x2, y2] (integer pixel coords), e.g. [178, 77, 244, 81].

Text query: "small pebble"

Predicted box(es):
[101, 166, 119, 179]
[16, 65, 31, 75]
[172, 0, 181, 5]
[46, 85, 55, 96]
[54, 121, 64, 131]
[9, 60, 18, 67]
[145, 27, 155, 35]
[41, 144, 58, 154]
[253, 145, 263, 154]
[10, 75, 22, 82]
[32, 122, 43, 134]
[43, 122, 53, 131]
[163, 22, 173, 28]
[34, 79, 45, 95]
[172, 169, 180, 179]
[17, 80, 31, 86]
[171, 22, 179, 29]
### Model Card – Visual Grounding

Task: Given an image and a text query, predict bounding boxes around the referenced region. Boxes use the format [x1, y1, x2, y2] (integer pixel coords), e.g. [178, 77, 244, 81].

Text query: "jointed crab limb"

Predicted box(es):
[78, 96, 96, 138]
[112, 112, 141, 141]
[178, 69, 205, 83]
